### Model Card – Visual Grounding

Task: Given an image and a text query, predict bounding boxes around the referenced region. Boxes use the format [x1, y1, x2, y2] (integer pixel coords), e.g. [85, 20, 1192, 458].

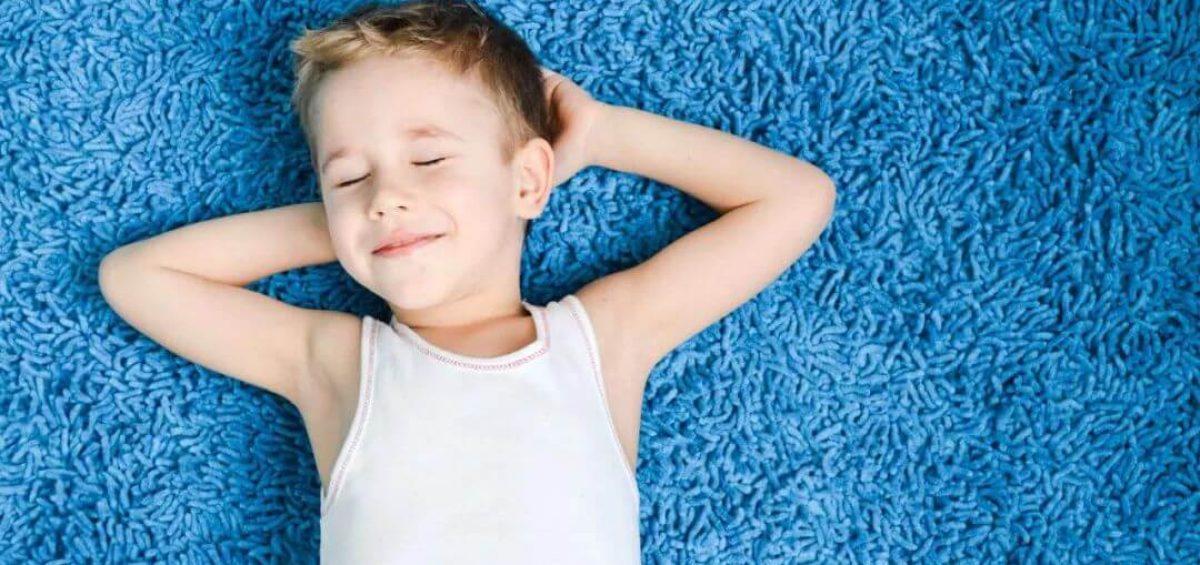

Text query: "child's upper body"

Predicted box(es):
[101, 0, 834, 561]
[317, 295, 640, 563]
[289, 1, 651, 561]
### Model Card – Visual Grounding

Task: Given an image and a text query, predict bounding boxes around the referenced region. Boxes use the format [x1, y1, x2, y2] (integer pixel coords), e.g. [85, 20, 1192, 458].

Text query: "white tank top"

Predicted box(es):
[319, 294, 642, 564]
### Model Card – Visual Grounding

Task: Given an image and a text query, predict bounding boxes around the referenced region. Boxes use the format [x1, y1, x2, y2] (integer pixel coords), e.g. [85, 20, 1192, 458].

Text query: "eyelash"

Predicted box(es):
[335, 158, 447, 188]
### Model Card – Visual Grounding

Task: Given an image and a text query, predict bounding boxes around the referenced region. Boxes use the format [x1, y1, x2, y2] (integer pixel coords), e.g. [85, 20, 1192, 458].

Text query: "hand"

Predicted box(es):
[540, 66, 607, 187]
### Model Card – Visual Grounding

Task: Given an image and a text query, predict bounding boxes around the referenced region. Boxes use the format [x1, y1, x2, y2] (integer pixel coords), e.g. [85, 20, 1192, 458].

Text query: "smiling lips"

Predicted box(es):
[373, 231, 444, 256]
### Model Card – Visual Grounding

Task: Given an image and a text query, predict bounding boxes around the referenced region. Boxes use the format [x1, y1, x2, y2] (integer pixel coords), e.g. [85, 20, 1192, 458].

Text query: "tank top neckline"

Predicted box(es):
[387, 300, 549, 370]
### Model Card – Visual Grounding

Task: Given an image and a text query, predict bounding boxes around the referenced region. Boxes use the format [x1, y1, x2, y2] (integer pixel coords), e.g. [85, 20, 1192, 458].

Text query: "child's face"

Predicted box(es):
[311, 54, 550, 310]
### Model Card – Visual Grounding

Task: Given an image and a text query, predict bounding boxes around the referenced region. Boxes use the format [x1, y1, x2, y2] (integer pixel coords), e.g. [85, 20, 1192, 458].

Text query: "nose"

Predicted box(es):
[368, 170, 422, 218]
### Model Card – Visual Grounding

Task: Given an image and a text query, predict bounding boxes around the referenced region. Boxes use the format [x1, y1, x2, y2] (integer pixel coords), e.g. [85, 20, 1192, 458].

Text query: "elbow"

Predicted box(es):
[98, 248, 144, 302]
[98, 250, 121, 287]
[820, 174, 837, 200]
[811, 179, 837, 230]
[811, 176, 837, 213]
[98, 251, 127, 304]
[793, 160, 836, 201]
[819, 175, 837, 214]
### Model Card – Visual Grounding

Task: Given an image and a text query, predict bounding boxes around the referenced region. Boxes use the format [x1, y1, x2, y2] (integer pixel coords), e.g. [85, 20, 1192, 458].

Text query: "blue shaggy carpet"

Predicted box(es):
[2, 0, 1197, 563]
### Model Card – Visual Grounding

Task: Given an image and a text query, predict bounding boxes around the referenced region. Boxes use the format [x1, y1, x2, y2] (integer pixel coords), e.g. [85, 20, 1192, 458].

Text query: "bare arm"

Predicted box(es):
[99, 202, 342, 407]
[579, 104, 836, 370]
[589, 104, 835, 212]
[110, 201, 336, 284]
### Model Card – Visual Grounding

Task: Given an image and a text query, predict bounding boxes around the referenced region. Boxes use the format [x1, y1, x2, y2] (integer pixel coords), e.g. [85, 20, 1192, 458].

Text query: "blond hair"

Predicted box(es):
[289, 0, 552, 171]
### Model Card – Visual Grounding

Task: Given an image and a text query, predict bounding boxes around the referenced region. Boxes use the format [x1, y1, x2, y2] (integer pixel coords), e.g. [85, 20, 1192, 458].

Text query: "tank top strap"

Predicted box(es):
[541, 294, 640, 497]
[538, 294, 603, 379]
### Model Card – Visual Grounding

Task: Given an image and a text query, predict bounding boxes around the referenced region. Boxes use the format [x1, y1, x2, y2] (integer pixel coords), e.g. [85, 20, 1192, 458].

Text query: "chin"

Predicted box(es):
[373, 281, 449, 311]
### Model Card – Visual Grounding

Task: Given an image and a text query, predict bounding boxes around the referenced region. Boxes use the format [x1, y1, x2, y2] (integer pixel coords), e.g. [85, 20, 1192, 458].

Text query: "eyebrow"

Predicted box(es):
[319, 125, 465, 175]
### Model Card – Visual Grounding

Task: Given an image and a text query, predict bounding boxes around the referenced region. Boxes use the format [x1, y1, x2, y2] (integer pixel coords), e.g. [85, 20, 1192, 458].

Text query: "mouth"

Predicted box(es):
[373, 234, 445, 256]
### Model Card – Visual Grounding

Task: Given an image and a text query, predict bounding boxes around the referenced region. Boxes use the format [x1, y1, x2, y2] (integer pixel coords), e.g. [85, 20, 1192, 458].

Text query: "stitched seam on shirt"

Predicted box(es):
[394, 308, 550, 371]
[565, 296, 640, 500]
[321, 317, 378, 517]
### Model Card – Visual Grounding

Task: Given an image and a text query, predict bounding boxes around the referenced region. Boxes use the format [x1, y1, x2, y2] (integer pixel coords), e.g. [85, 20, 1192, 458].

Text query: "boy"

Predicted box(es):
[99, 0, 835, 561]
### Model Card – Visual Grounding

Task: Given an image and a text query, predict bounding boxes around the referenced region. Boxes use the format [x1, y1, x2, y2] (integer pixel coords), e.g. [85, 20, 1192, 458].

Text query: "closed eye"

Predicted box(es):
[334, 158, 448, 188]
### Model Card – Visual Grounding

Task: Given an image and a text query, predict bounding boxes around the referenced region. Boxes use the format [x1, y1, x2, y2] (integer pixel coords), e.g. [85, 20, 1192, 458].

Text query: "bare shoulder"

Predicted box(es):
[303, 310, 365, 410]
[575, 276, 645, 383]
[573, 274, 654, 471]
[298, 309, 366, 492]
[573, 271, 658, 382]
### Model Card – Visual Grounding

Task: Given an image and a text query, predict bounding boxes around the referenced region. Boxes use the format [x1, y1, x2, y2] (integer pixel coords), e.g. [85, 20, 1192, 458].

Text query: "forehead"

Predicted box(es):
[313, 54, 499, 148]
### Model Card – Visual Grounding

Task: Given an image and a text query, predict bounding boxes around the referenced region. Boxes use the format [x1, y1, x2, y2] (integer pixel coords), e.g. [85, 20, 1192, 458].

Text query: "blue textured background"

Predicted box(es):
[2, 0, 1197, 562]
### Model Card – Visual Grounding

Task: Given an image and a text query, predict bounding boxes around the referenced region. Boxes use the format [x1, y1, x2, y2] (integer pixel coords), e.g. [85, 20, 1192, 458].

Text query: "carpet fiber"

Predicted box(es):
[2, 0, 1197, 562]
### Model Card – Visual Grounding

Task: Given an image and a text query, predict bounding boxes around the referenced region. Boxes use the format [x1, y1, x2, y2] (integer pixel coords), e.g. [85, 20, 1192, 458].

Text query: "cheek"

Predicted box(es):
[323, 213, 362, 258]
[446, 191, 504, 234]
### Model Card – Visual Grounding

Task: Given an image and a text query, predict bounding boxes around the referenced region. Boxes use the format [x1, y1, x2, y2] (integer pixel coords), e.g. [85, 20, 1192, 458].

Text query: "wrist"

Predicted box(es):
[585, 102, 619, 170]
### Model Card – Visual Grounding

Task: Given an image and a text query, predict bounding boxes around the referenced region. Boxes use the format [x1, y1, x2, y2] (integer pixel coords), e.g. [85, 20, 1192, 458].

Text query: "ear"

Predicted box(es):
[511, 137, 555, 220]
